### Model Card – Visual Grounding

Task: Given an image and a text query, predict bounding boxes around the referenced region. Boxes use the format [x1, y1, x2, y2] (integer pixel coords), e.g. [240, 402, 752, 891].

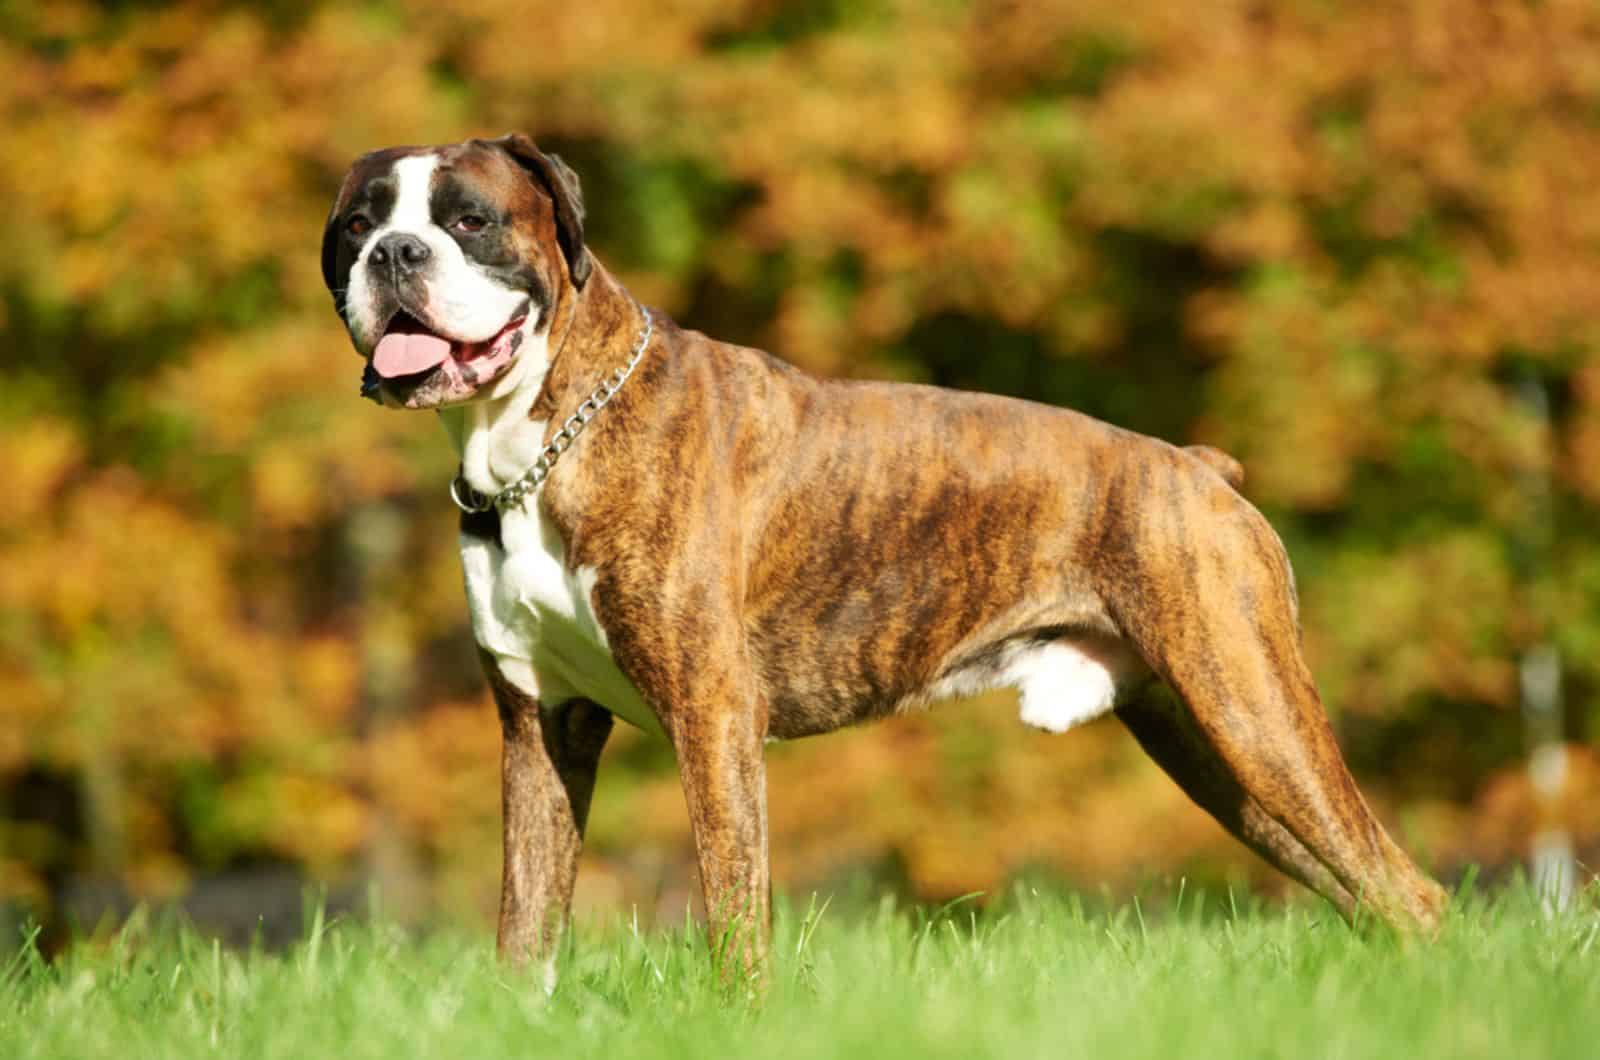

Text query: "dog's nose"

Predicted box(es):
[369, 233, 431, 271]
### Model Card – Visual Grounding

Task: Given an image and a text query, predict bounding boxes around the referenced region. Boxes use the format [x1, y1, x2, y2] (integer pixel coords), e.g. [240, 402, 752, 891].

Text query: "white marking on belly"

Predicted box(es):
[912, 637, 1127, 734]
[1011, 641, 1119, 733]
[460, 503, 663, 737]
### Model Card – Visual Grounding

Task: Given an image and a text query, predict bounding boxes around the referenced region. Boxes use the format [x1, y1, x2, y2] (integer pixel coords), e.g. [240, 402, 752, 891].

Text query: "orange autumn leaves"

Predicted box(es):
[3, 0, 1598, 912]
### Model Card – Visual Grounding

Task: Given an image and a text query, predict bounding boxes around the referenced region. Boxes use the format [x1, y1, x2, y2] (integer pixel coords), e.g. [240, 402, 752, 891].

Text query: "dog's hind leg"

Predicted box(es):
[1101, 470, 1446, 933]
[1148, 646, 1444, 932]
[1117, 689, 1358, 917]
[483, 653, 613, 982]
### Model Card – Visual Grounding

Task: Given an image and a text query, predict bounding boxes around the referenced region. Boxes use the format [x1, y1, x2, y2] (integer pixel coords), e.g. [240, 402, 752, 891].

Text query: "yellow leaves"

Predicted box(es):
[1206, 200, 1310, 267]
[252, 446, 325, 531]
[147, 317, 444, 520]
[1563, 360, 1600, 502]
[0, 460, 348, 790]
[293, 637, 360, 727]
[0, 5, 457, 330]
[362, 701, 498, 849]
[1203, 274, 1383, 510]
[217, 771, 371, 869]
[438, 0, 703, 86]
[1306, 532, 1518, 715]
[0, 417, 83, 531]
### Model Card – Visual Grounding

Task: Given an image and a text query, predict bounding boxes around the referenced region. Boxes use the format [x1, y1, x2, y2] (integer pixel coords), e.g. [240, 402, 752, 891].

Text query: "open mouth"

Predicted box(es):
[370, 305, 528, 390]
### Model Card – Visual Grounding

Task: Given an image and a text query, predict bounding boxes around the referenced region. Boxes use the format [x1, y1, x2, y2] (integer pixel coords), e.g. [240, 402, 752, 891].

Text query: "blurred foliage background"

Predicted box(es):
[3, 0, 1599, 931]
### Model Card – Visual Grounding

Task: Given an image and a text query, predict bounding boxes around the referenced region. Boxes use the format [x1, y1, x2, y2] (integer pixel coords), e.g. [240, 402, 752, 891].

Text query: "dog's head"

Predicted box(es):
[321, 135, 591, 409]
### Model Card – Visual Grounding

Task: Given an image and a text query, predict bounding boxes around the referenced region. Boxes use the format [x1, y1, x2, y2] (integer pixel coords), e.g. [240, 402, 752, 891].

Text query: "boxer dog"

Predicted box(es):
[321, 135, 1447, 982]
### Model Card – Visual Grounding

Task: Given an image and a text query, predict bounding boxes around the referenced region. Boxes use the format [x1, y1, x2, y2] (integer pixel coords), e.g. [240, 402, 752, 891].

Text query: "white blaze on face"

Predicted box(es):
[344, 153, 534, 352]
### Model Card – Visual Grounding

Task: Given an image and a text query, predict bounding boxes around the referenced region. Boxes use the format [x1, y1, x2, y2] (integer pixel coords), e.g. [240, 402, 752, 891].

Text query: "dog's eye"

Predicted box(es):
[346, 214, 372, 237]
[452, 214, 488, 234]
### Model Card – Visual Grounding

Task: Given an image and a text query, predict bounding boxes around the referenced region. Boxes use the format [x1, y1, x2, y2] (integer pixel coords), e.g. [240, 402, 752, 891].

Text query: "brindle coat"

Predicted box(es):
[324, 138, 1447, 982]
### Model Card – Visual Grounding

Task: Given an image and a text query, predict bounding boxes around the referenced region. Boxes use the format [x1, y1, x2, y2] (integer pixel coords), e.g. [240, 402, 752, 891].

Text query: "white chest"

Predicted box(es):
[459, 504, 662, 737]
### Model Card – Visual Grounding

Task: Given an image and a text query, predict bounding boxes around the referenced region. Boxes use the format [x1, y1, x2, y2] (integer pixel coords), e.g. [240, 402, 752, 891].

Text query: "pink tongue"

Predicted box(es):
[373, 331, 452, 378]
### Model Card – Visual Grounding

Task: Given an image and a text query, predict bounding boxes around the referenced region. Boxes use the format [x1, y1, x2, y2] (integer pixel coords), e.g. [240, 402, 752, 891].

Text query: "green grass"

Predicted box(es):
[3, 884, 1597, 1059]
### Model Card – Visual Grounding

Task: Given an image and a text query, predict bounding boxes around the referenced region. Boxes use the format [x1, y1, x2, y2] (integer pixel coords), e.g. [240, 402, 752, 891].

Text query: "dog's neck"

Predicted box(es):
[439, 262, 645, 500]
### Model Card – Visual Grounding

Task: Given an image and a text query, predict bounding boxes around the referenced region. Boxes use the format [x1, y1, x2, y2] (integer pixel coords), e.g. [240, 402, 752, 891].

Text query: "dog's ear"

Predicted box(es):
[492, 133, 592, 288]
[321, 166, 362, 309]
[320, 208, 342, 305]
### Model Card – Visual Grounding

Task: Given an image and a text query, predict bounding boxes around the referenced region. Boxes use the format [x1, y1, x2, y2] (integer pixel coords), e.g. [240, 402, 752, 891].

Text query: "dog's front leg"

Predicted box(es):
[482, 653, 613, 979]
[673, 702, 770, 988]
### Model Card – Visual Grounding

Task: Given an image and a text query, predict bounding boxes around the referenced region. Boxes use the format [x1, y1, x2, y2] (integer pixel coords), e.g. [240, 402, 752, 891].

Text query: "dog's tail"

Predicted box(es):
[1184, 445, 1245, 491]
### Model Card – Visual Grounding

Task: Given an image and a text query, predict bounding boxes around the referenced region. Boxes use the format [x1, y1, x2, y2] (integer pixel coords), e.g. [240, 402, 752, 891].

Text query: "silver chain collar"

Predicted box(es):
[450, 307, 655, 515]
